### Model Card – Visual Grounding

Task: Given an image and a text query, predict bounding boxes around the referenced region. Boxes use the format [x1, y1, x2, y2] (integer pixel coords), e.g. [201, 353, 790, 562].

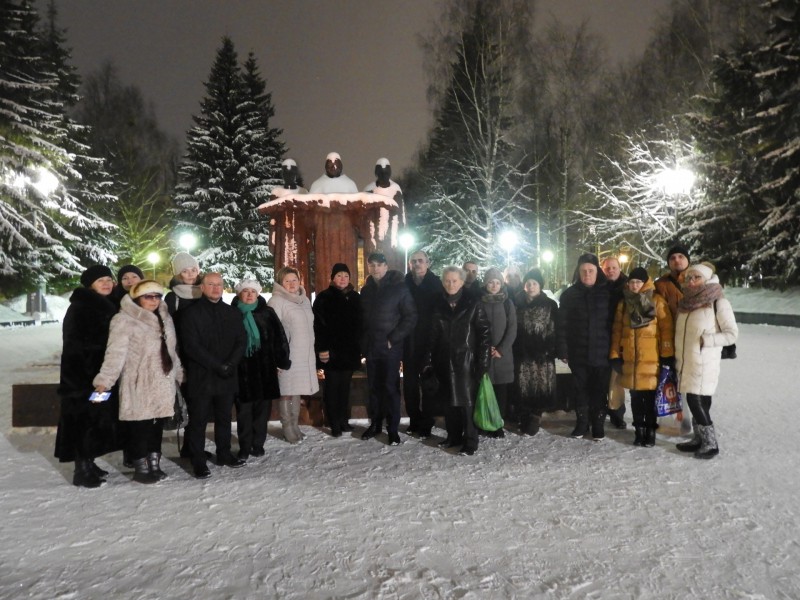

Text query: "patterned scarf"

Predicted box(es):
[678, 282, 723, 313]
[236, 301, 261, 357]
[623, 287, 656, 329]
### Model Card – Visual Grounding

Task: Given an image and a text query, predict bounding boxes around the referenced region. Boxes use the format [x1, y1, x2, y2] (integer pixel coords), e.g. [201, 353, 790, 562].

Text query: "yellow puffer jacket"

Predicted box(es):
[609, 281, 674, 391]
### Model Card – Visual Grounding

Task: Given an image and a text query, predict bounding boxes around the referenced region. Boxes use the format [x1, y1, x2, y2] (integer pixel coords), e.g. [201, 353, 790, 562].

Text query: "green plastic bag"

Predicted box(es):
[473, 374, 504, 431]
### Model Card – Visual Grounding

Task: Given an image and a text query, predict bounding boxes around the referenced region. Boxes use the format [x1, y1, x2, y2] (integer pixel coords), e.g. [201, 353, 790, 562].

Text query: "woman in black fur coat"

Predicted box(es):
[54, 265, 121, 488]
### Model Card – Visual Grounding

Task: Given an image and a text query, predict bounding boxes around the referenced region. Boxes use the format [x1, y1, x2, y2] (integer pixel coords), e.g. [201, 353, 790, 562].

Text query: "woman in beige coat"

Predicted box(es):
[673, 262, 738, 459]
[94, 281, 183, 483]
[268, 267, 319, 443]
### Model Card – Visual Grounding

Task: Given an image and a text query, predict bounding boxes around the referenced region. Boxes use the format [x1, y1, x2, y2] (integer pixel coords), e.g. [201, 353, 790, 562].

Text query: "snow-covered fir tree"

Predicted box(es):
[173, 37, 284, 286]
[0, 0, 115, 290]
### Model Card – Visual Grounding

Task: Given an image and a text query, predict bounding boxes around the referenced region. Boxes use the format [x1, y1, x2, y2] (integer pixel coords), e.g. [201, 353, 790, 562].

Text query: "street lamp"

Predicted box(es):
[499, 230, 518, 267]
[656, 166, 695, 234]
[399, 232, 414, 274]
[147, 252, 160, 279]
[179, 232, 197, 253]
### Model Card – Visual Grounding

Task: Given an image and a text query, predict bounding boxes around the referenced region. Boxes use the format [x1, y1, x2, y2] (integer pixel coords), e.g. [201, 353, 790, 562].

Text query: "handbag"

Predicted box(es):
[473, 373, 504, 431]
[163, 386, 189, 431]
[655, 365, 682, 417]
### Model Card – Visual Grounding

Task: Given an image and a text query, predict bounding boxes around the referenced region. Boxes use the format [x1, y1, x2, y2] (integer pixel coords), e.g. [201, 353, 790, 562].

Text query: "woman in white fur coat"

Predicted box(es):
[94, 281, 183, 483]
[673, 262, 738, 459]
[268, 267, 319, 443]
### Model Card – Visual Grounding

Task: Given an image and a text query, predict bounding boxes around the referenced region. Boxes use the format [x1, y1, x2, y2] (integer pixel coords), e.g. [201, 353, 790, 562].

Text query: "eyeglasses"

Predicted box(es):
[140, 293, 163, 300]
[685, 275, 704, 282]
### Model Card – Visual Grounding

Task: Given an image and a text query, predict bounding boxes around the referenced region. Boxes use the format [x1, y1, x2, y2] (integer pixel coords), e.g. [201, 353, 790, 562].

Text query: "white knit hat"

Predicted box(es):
[235, 278, 262, 294]
[686, 263, 713, 282]
[172, 252, 199, 274]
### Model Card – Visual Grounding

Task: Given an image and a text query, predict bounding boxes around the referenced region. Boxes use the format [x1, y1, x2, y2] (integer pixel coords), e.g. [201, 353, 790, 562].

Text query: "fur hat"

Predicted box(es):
[129, 280, 164, 299]
[483, 267, 504, 287]
[628, 267, 649, 283]
[523, 268, 545, 289]
[235, 278, 263, 294]
[367, 252, 387, 264]
[172, 252, 199, 274]
[686, 263, 713, 282]
[80, 265, 113, 288]
[330, 263, 351, 279]
[666, 244, 690, 262]
[116, 264, 144, 281]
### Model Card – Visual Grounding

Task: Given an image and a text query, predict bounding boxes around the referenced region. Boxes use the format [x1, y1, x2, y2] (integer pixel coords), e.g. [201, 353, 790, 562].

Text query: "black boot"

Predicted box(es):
[73, 459, 103, 488]
[570, 410, 589, 438]
[132, 457, 159, 484]
[676, 429, 702, 452]
[643, 427, 656, 448]
[122, 449, 134, 469]
[633, 427, 645, 446]
[694, 424, 719, 459]
[147, 452, 168, 480]
[89, 460, 109, 479]
[523, 415, 541, 437]
[361, 422, 381, 440]
[591, 412, 605, 441]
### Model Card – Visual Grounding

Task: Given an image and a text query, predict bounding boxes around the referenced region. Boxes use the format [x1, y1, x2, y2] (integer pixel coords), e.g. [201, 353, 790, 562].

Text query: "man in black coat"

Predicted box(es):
[403, 250, 442, 438]
[180, 273, 247, 478]
[360, 252, 417, 445]
[556, 253, 613, 441]
[602, 256, 629, 429]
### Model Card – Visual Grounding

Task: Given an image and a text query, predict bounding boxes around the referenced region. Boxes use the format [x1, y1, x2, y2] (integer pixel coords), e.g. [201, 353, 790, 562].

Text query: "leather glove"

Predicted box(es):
[610, 358, 623, 374]
[659, 356, 676, 370]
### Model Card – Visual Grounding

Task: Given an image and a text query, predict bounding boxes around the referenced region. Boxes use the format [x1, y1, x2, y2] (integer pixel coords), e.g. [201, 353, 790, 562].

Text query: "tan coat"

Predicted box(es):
[94, 295, 183, 421]
[609, 281, 674, 391]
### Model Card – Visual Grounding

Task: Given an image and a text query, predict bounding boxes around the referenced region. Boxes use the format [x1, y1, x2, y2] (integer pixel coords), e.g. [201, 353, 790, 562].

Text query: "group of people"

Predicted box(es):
[54, 241, 738, 487]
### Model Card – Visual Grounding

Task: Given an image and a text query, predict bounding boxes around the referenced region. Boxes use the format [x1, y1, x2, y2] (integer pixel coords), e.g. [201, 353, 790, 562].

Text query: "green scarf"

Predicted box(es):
[623, 287, 656, 329]
[237, 301, 261, 357]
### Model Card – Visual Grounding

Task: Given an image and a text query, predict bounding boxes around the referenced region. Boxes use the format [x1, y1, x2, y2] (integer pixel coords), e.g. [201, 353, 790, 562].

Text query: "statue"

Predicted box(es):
[309, 152, 358, 194]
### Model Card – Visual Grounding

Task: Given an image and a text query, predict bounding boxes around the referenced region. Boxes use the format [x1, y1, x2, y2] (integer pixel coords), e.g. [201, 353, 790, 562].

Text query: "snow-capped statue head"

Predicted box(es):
[281, 158, 299, 188]
[325, 152, 343, 178]
[375, 157, 392, 184]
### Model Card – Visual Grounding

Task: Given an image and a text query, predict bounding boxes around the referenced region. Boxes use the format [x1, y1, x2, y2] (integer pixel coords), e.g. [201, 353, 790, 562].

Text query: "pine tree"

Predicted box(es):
[0, 0, 114, 290]
[173, 38, 283, 286]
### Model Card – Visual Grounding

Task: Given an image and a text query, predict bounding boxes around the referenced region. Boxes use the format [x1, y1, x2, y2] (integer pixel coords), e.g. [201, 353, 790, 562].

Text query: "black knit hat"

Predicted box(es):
[80, 265, 113, 288]
[577, 253, 600, 269]
[330, 263, 350, 279]
[523, 268, 545, 289]
[628, 267, 649, 283]
[666, 244, 690, 262]
[116, 264, 144, 281]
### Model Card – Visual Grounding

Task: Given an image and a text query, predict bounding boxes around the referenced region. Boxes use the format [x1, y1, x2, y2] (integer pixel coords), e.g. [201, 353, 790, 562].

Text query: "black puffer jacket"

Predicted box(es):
[556, 277, 612, 368]
[313, 283, 362, 370]
[360, 270, 417, 358]
[429, 291, 492, 408]
[231, 296, 291, 402]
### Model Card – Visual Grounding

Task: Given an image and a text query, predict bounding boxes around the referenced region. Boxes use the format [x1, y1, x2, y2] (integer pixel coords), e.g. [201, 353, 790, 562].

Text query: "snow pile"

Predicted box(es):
[3, 293, 71, 322]
[258, 191, 398, 215]
[725, 286, 800, 315]
[1, 323, 799, 598]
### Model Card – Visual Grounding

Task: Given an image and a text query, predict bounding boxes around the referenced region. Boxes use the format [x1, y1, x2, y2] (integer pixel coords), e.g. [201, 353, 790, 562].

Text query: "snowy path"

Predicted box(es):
[1, 323, 798, 599]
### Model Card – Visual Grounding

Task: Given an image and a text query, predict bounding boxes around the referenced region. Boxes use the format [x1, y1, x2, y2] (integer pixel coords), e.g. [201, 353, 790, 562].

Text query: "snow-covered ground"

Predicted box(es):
[1, 322, 798, 599]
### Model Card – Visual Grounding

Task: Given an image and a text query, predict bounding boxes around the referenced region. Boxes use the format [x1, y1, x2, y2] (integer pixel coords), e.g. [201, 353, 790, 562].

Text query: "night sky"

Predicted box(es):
[54, 0, 670, 187]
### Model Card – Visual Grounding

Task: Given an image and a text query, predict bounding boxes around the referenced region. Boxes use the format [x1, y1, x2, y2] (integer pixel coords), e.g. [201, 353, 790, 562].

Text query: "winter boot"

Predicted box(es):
[147, 452, 168, 481]
[89, 460, 109, 479]
[643, 427, 656, 448]
[676, 429, 702, 452]
[694, 424, 719, 459]
[591, 413, 605, 441]
[73, 459, 103, 488]
[570, 410, 589, 438]
[122, 449, 134, 469]
[633, 427, 645, 446]
[132, 457, 159, 484]
[524, 415, 541, 437]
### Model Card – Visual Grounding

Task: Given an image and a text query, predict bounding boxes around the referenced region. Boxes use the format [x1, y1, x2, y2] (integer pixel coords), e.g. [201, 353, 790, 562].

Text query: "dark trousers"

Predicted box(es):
[366, 346, 402, 434]
[403, 357, 435, 431]
[127, 419, 164, 460]
[570, 365, 611, 422]
[235, 397, 272, 454]
[187, 393, 235, 468]
[445, 405, 478, 451]
[630, 390, 657, 427]
[322, 368, 354, 431]
[685, 393, 713, 426]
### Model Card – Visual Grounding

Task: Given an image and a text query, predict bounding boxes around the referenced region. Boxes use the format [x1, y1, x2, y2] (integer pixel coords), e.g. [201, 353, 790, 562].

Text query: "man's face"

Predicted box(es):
[443, 271, 465, 295]
[368, 261, 388, 281]
[602, 259, 621, 282]
[669, 253, 689, 275]
[201, 274, 224, 301]
[409, 252, 429, 277]
[332, 271, 350, 290]
[325, 158, 343, 178]
[579, 263, 598, 287]
[463, 262, 478, 284]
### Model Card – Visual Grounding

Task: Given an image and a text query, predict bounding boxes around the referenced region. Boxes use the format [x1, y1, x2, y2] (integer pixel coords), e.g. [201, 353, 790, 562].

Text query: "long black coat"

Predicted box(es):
[403, 270, 442, 367]
[556, 277, 612, 368]
[312, 284, 362, 370]
[179, 296, 247, 397]
[513, 291, 558, 405]
[429, 291, 492, 408]
[360, 270, 417, 359]
[231, 296, 291, 402]
[55, 287, 120, 462]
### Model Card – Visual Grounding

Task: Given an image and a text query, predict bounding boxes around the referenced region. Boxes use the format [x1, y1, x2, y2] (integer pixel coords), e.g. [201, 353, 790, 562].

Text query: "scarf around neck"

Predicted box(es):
[623, 287, 655, 329]
[678, 282, 723, 313]
[236, 301, 261, 357]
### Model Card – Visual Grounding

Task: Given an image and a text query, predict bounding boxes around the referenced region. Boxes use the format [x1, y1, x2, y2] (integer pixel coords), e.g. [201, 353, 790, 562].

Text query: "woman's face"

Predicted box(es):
[238, 288, 259, 304]
[524, 279, 541, 299]
[121, 272, 142, 291]
[137, 292, 162, 312]
[179, 266, 199, 284]
[627, 279, 644, 293]
[91, 276, 114, 296]
[282, 273, 301, 294]
[485, 278, 502, 295]
[685, 271, 706, 290]
[332, 272, 350, 290]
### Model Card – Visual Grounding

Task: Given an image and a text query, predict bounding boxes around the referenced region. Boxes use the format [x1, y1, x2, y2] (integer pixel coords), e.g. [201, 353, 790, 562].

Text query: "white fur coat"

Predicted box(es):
[268, 284, 319, 396]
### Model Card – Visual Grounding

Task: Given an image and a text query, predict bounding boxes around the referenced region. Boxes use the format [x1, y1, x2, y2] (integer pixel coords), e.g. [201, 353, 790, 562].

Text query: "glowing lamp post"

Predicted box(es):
[147, 252, 160, 279]
[656, 166, 695, 233]
[499, 230, 518, 267]
[179, 232, 197, 253]
[399, 232, 415, 274]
